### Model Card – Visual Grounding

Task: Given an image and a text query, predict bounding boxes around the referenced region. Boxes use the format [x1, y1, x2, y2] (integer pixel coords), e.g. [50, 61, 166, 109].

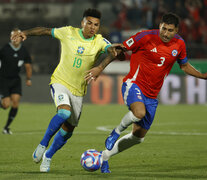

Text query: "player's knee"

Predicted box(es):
[133, 110, 146, 120]
[2, 101, 10, 109]
[132, 111, 145, 121]
[57, 109, 71, 120]
[12, 102, 19, 108]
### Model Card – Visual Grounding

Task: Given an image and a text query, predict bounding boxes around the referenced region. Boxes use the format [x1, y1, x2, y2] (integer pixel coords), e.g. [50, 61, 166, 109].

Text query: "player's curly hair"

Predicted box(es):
[161, 13, 180, 27]
[83, 8, 101, 19]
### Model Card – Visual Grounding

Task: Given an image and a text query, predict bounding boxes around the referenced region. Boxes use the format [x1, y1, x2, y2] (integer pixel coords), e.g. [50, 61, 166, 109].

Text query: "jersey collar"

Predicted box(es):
[79, 29, 94, 41]
[9, 42, 22, 51]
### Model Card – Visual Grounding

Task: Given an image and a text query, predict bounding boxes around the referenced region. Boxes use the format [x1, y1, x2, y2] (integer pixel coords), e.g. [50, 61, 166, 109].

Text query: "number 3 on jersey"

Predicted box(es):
[73, 57, 82, 68]
[157, 57, 165, 67]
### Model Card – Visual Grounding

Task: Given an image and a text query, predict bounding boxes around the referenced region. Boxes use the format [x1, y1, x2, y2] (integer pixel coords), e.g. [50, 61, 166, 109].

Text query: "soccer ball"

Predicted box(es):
[80, 149, 103, 172]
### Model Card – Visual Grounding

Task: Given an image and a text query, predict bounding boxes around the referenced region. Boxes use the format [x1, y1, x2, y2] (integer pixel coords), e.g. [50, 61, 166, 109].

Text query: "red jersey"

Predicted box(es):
[123, 29, 188, 99]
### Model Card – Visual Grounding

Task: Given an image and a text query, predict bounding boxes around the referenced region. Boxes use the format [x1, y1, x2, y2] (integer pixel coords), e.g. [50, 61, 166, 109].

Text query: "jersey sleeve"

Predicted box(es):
[123, 31, 146, 53]
[177, 41, 188, 65]
[100, 37, 112, 53]
[51, 26, 68, 40]
[23, 47, 32, 64]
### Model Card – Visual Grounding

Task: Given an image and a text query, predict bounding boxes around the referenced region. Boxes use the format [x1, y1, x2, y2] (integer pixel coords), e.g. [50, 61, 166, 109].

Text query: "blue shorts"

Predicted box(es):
[122, 82, 158, 130]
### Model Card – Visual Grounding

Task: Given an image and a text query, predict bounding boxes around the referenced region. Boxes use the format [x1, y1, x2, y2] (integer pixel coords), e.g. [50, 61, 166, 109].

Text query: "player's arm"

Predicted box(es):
[24, 63, 32, 86]
[85, 44, 125, 83]
[180, 62, 207, 79]
[11, 27, 52, 42]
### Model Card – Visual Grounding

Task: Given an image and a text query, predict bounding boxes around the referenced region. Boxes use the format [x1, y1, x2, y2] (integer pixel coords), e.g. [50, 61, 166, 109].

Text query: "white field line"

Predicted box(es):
[8, 126, 207, 136]
[96, 126, 207, 136]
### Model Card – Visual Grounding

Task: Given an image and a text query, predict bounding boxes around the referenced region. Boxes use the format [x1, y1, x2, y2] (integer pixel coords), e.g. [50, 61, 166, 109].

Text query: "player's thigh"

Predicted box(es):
[50, 83, 83, 126]
[10, 94, 21, 108]
[130, 101, 146, 119]
[122, 82, 146, 119]
[67, 93, 83, 127]
[50, 83, 71, 108]
[132, 123, 148, 138]
[135, 98, 158, 131]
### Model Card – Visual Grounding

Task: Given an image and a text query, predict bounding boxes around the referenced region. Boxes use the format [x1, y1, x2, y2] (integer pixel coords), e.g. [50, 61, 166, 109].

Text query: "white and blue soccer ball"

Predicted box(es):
[80, 149, 103, 172]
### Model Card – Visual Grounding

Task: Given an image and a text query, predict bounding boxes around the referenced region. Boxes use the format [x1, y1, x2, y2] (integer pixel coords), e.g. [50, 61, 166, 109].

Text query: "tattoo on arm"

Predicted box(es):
[99, 47, 116, 70]
[23, 27, 52, 36]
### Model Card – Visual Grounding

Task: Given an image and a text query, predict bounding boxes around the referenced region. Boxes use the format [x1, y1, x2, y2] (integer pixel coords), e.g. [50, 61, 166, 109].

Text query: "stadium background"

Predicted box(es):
[0, 0, 207, 104]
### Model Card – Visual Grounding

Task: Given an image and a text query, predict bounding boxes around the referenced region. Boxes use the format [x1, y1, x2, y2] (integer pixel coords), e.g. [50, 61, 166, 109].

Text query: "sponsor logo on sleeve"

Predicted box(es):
[126, 38, 134, 47]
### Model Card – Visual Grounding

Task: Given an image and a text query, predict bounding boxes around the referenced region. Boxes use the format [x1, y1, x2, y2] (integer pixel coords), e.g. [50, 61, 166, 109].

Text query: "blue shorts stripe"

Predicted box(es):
[50, 85, 55, 98]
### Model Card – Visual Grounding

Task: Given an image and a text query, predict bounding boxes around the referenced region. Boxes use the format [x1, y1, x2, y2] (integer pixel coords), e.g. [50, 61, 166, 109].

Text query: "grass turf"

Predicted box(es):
[0, 103, 207, 180]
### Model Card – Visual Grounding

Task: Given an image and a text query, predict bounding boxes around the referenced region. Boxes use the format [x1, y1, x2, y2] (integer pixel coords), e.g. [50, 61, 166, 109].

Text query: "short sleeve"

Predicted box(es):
[177, 41, 188, 65]
[123, 31, 146, 53]
[23, 47, 32, 64]
[100, 37, 112, 53]
[52, 26, 68, 40]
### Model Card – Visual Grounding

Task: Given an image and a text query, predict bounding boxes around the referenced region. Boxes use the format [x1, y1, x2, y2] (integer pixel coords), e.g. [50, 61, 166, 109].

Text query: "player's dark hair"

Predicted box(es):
[83, 8, 101, 19]
[161, 13, 180, 27]
[11, 27, 20, 32]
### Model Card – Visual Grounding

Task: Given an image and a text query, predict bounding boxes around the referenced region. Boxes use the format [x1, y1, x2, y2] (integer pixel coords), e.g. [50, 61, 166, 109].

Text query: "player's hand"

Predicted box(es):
[111, 44, 126, 61]
[85, 67, 103, 84]
[26, 79, 32, 86]
[203, 72, 207, 79]
[11, 30, 27, 42]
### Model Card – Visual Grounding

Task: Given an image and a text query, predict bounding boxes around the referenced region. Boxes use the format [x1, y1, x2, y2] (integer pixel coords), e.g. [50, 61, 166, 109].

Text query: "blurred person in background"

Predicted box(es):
[0, 28, 32, 135]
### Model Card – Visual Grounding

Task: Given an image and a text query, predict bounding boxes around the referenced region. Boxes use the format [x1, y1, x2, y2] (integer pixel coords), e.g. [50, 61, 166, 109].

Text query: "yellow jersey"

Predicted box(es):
[50, 26, 111, 96]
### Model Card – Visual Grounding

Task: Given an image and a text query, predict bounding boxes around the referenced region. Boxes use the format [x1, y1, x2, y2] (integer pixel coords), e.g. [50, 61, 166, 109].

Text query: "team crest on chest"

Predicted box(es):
[77, 46, 85, 54]
[171, 49, 178, 57]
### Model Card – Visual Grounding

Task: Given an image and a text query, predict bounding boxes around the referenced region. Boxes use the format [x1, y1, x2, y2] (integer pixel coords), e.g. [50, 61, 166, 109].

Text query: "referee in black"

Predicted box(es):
[0, 28, 32, 134]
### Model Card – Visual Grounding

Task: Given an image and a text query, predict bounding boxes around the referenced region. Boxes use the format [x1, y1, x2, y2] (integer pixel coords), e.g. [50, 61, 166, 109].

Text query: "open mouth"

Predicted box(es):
[163, 36, 169, 41]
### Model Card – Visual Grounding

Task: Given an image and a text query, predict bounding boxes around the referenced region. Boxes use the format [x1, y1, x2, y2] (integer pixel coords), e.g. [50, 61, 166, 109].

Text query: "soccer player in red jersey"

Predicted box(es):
[85, 13, 207, 173]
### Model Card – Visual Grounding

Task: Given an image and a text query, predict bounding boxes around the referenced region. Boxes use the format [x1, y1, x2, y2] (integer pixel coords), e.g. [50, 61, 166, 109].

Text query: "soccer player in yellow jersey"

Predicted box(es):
[11, 9, 117, 173]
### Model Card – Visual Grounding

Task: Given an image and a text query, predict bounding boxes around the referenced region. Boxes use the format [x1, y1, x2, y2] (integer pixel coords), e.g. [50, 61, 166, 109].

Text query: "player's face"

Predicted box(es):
[159, 23, 178, 43]
[81, 16, 100, 39]
[10, 30, 22, 46]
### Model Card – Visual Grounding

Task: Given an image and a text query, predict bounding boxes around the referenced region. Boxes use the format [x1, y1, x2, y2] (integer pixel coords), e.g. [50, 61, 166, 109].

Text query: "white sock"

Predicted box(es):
[115, 111, 140, 134]
[102, 132, 144, 161]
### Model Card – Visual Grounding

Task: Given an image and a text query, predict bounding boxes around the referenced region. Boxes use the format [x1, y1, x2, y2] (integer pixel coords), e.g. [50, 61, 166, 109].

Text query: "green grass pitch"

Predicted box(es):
[0, 103, 207, 180]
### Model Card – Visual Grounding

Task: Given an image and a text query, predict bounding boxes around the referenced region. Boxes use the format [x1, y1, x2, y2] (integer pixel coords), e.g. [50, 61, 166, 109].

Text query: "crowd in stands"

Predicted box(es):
[109, 0, 207, 45]
[0, 0, 206, 74]
[103, 0, 207, 58]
